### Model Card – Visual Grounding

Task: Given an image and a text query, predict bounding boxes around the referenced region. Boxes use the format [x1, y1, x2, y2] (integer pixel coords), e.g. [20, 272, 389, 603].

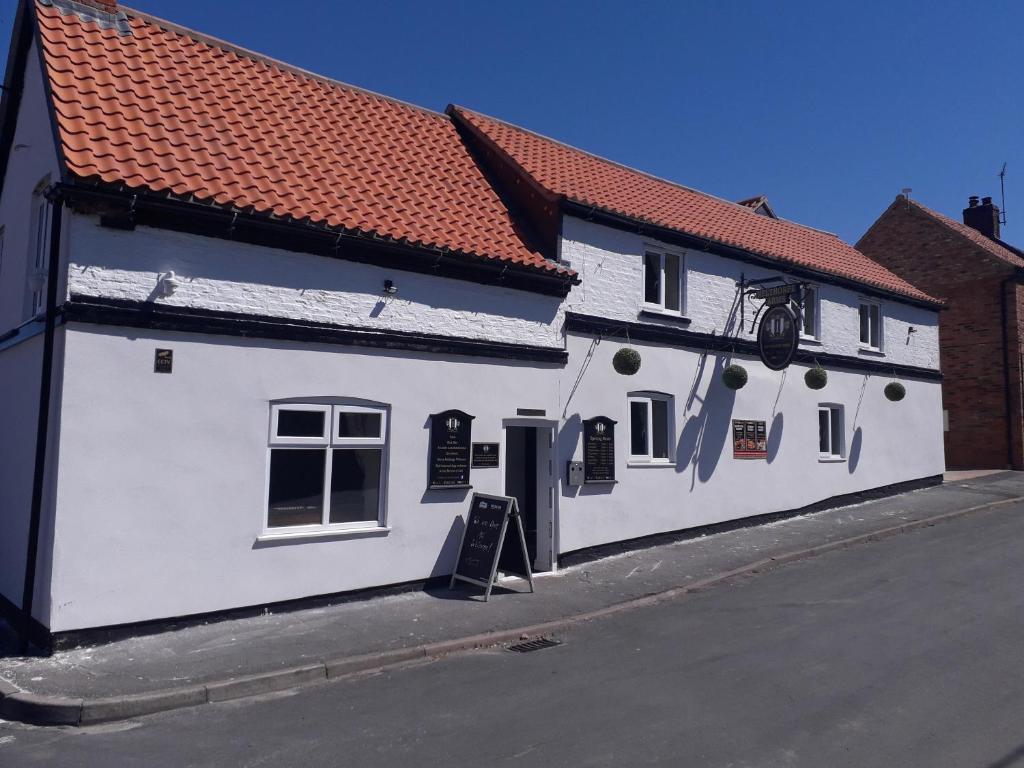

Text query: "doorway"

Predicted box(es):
[504, 424, 554, 571]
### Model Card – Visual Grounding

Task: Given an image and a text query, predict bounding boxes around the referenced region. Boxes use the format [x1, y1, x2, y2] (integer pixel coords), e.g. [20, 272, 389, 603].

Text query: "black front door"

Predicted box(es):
[504, 426, 538, 564]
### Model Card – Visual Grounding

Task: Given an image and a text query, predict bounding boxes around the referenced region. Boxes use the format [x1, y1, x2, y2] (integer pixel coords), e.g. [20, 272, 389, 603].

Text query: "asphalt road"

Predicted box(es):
[3, 504, 1024, 767]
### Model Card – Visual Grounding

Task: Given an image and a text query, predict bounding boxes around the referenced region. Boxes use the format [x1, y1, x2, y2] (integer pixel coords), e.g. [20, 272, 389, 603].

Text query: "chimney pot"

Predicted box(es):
[968, 195, 979, 208]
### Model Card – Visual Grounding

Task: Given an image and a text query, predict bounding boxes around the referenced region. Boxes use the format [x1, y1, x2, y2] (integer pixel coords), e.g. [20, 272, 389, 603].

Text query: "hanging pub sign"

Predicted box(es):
[428, 409, 474, 489]
[757, 304, 799, 370]
[582, 416, 617, 483]
[449, 493, 534, 601]
[732, 419, 767, 459]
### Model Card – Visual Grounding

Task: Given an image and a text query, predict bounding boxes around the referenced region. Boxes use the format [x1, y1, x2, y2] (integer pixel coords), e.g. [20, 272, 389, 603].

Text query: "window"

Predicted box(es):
[801, 285, 819, 340]
[28, 180, 51, 318]
[628, 393, 673, 463]
[818, 404, 844, 460]
[642, 248, 684, 314]
[859, 300, 882, 351]
[267, 403, 388, 532]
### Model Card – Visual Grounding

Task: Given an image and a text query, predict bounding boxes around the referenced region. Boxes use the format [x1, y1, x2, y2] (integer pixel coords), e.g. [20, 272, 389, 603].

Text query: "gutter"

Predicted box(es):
[20, 190, 64, 652]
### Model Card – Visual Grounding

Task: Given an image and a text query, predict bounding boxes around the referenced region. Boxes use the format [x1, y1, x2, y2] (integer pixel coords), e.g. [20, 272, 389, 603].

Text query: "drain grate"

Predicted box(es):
[507, 637, 562, 653]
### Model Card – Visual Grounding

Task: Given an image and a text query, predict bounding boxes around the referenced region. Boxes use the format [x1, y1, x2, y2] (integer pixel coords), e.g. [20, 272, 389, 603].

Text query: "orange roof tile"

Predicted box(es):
[451, 107, 939, 305]
[35, 0, 569, 276]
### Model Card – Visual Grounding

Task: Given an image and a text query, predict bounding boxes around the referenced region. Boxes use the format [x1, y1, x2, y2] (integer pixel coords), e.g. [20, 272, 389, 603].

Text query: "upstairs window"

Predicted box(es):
[643, 248, 684, 314]
[801, 285, 819, 340]
[28, 180, 51, 318]
[267, 403, 388, 532]
[628, 393, 673, 463]
[859, 300, 882, 351]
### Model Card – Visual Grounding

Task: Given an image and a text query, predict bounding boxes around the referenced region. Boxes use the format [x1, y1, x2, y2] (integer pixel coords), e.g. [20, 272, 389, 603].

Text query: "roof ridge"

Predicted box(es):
[118, 4, 450, 121]
[904, 196, 1024, 265]
[451, 105, 840, 239]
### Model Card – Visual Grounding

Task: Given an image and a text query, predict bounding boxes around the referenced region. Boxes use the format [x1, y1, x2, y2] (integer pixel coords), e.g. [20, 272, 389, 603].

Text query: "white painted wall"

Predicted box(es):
[67, 217, 565, 348]
[560, 217, 940, 370]
[555, 332, 944, 554]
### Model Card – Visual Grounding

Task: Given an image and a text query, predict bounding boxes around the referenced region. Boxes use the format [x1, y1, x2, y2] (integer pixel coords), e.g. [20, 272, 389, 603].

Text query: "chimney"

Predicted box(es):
[963, 195, 1001, 240]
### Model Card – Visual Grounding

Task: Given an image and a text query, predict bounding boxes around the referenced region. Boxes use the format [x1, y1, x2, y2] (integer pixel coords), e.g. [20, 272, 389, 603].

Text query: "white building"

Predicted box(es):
[0, 0, 944, 645]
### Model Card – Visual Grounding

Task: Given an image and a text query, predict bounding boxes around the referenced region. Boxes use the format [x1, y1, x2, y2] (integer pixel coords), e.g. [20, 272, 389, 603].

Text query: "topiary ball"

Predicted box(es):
[722, 363, 748, 390]
[804, 367, 828, 390]
[612, 347, 642, 376]
[884, 381, 906, 402]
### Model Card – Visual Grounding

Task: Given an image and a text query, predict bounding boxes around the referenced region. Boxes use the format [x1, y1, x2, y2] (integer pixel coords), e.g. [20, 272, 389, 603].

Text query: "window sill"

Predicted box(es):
[639, 309, 691, 325]
[627, 460, 676, 468]
[818, 457, 846, 464]
[858, 346, 885, 357]
[257, 526, 391, 543]
[799, 336, 822, 345]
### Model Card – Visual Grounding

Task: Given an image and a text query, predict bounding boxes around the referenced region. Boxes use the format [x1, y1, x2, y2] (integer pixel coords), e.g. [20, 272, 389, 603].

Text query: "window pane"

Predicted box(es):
[818, 410, 830, 454]
[859, 304, 869, 344]
[644, 252, 661, 304]
[329, 448, 382, 524]
[277, 409, 325, 438]
[338, 411, 382, 438]
[870, 305, 880, 348]
[803, 288, 816, 336]
[664, 253, 680, 311]
[830, 409, 842, 456]
[652, 399, 669, 459]
[630, 401, 649, 456]
[268, 449, 325, 527]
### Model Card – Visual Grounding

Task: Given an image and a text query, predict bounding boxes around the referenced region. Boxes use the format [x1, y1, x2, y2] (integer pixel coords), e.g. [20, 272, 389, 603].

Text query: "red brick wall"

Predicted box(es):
[857, 197, 1020, 469]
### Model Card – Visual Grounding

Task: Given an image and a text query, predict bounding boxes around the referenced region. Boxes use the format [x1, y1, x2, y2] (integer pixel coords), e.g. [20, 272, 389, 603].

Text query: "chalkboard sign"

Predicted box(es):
[471, 442, 500, 468]
[449, 493, 535, 601]
[428, 410, 474, 489]
[583, 416, 617, 483]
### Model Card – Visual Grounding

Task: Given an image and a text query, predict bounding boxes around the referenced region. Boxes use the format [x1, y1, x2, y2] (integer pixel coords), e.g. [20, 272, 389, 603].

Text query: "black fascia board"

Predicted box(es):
[64, 295, 569, 365]
[57, 181, 580, 298]
[561, 200, 943, 311]
[565, 312, 942, 382]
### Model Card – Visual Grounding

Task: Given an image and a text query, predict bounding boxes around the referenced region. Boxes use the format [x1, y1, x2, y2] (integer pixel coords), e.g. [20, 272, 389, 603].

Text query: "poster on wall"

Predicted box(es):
[428, 410, 474, 488]
[732, 419, 767, 459]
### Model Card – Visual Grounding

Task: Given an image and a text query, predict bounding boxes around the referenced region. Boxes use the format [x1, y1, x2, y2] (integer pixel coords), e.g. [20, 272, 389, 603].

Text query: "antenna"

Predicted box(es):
[999, 162, 1008, 227]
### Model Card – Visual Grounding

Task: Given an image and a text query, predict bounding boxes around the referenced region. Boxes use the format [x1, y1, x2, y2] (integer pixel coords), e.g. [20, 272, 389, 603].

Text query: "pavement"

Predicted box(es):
[1, 470, 1023, 727]
[3, 479, 1024, 767]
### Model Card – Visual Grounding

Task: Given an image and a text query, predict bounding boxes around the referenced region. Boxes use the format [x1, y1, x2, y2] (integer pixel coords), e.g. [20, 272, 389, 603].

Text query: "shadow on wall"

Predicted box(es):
[558, 413, 583, 499]
[677, 352, 737, 489]
[767, 412, 784, 464]
[428, 515, 466, 579]
[849, 427, 863, 474]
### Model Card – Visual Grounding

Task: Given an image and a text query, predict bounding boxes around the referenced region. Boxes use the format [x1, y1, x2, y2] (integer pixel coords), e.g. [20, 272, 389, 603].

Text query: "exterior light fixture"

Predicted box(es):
[157, 271, 181, 297]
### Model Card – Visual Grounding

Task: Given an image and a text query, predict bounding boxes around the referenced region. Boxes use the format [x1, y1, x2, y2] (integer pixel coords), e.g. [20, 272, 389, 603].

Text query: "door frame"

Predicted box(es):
[502, 418, 558, 572]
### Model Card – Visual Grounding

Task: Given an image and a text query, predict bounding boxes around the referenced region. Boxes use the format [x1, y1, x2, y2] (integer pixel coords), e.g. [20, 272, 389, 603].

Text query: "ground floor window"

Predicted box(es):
[818, 404, 844, 460]
[629, 393, 673, 463]
[267, 403, 387, 531]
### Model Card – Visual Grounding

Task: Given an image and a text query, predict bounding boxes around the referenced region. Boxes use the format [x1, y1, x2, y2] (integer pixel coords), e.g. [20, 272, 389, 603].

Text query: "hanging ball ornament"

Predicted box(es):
[884, 381, 906, 402]
[804, 367, 828, 390]
[612, 347, 642, 376]
[722, 363, 748, 390]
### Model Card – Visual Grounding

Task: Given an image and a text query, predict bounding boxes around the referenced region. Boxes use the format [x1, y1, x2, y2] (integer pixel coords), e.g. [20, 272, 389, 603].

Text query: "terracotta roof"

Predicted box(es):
[34, 0, 569, 276]
[451, 106, 940, 305]
[899, 196, 1024, 268]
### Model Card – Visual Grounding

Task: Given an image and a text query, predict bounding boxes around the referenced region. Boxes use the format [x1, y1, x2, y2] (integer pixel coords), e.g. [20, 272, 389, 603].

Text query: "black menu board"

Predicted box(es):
[428, 410, 474, 489]
[583, 416, 617, 483]
[471, 442, 500, 468]
[449, 493, 534, 600]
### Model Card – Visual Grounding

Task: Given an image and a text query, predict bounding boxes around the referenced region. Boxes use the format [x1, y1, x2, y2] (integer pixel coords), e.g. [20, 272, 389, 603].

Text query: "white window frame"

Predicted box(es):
[858, 299, 883, 352]
[28, 181, 52, 319]
[800, 284, 820, 341]
[641, 246, 686, 315]
[628, 392, 674, 465]
[818, 403, 845, 461]
[265, 403, 389, 535]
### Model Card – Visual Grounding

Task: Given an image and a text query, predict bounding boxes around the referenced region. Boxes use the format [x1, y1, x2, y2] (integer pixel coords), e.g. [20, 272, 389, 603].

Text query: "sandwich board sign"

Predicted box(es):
[449, 493, 535, 601]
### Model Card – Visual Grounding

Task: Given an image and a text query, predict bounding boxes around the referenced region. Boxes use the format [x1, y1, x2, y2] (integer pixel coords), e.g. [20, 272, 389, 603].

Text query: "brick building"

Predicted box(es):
[858, 194, 1024, 469]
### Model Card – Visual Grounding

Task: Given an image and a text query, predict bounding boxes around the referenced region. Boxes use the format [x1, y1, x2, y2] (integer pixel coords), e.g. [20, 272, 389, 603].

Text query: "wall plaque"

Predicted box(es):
[471, 442, 500, 468]
[583, 416, 617, 483]
[757, 304, 799, 370]
[428, 410, 474, 489]
[154, 348, 173, 374]
[732, 419, 767, 459]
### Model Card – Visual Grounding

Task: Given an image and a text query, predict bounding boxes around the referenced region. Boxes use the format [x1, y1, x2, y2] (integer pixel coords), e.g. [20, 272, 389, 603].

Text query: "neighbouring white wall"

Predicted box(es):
[67, 217, 565, 348]
[560, 216, 940, 370]
[556, 332, 945, 554]
[49, 326, 563, 631]
[0, 40, 62, 332]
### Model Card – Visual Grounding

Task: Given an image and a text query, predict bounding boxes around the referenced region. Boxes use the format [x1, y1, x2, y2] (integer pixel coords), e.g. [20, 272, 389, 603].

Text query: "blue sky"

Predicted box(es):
[2, 0, 1021, 245]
